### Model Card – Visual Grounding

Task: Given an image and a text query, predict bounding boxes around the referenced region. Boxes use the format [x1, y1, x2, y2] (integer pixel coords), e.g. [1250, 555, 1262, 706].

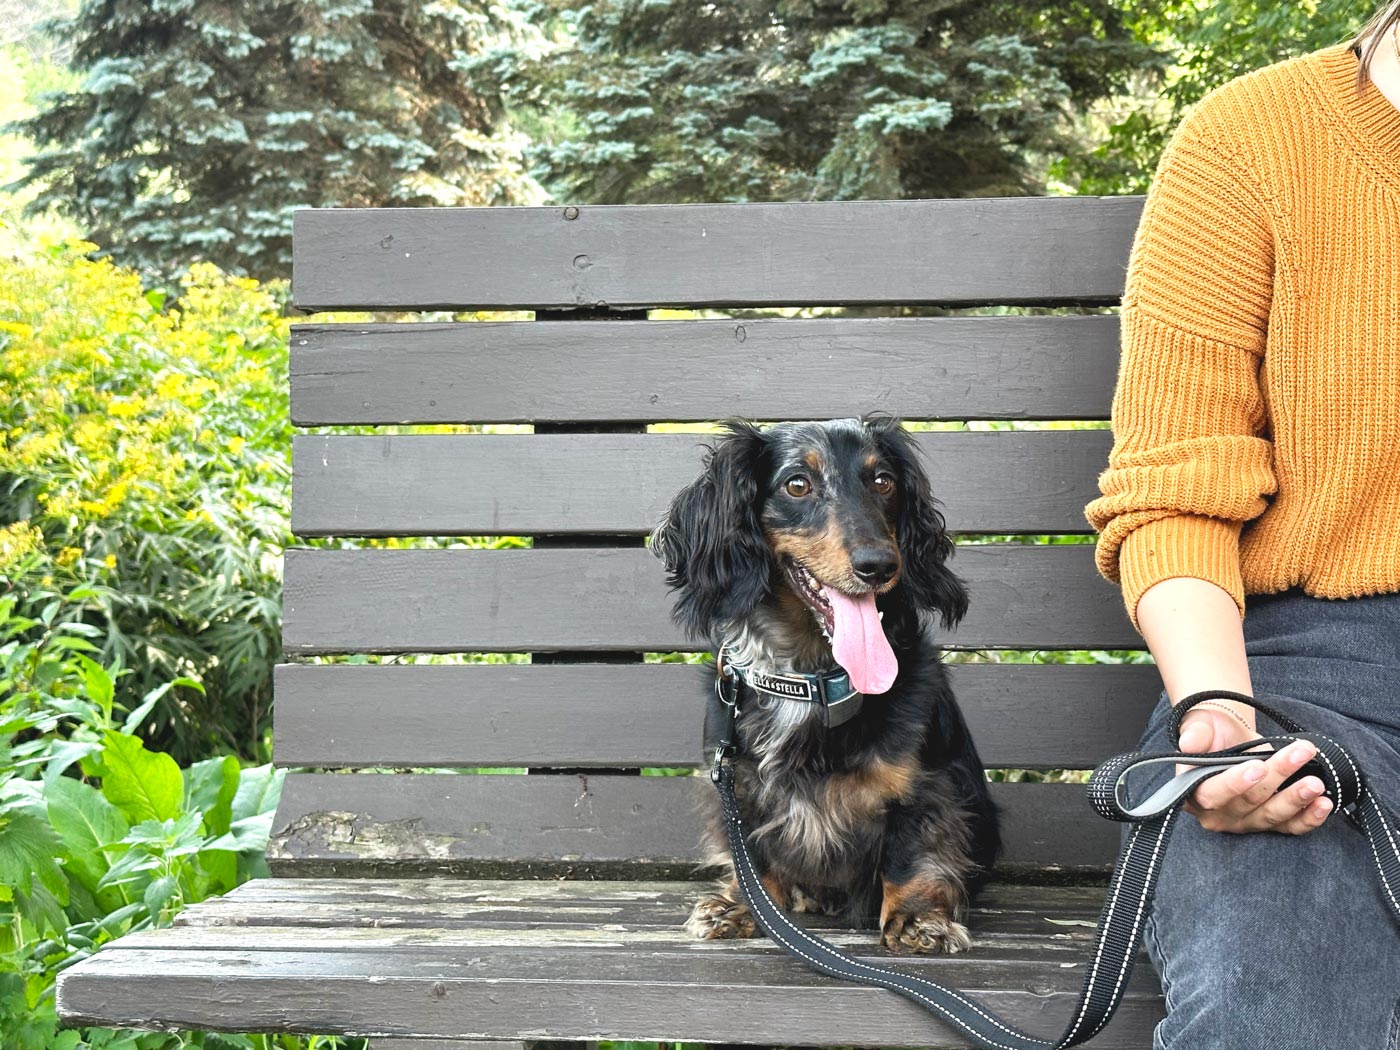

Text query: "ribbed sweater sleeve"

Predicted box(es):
[1085, 102, 1279, 631]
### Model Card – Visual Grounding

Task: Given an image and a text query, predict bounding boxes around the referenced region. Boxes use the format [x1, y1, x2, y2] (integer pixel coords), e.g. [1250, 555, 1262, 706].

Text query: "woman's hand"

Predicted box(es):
[1135, 577, 1332, 836]
[1178, 700, 1332, 834]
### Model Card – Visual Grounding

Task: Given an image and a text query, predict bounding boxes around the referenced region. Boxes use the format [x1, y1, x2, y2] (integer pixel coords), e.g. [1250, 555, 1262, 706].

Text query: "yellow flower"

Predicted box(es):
[108, 398, 144, 419]
[103, 553, 117, 569]
[0, 521, 43, 571]
[55, 546, 83, 567]
[155, 373, 185, 400]
[226, 435, 246, 455]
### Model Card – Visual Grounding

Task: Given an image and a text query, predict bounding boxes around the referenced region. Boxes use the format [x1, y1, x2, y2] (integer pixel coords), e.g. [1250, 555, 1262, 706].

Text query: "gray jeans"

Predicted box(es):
[1131, 587, 1400, 1049]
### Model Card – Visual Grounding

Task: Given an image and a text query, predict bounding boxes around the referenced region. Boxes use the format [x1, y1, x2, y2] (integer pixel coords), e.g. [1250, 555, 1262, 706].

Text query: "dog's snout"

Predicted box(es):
[850, 547, 899, 585]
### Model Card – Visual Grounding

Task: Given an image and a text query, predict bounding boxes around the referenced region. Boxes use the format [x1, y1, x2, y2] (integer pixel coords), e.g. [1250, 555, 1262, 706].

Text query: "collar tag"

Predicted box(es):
[745, 669, 816, 702]
[722, 649, 866, 729]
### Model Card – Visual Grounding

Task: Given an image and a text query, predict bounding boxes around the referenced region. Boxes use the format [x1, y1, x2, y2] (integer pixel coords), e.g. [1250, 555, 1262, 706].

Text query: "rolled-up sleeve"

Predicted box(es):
[1084, 99, 1279, 631]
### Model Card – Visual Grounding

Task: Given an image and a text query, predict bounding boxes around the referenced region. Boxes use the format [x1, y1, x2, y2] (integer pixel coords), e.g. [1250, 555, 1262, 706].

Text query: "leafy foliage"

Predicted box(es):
[9, 0, 551, 279]
[1053, 0, 1374, 194]
[0, 594, 297, 1049]
[0, 242, 293, 764]
[512, 0, 1159, 203]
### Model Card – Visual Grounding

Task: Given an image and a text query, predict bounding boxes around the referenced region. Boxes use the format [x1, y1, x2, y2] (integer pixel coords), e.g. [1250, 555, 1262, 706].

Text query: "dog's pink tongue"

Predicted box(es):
[825, 588, 897, 695]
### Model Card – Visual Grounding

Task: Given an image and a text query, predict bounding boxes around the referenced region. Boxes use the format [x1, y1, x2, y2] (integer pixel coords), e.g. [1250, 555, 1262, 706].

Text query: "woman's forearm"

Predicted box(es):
[1134, 577, 1254, 703]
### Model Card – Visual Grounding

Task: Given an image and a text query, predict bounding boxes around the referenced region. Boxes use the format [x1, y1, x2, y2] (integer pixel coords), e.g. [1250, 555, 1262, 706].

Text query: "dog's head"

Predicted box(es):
[651, 416, 968, 684]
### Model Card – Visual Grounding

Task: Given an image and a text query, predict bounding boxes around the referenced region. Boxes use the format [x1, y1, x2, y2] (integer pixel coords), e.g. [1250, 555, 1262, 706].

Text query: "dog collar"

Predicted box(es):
[718, 646, 864, 729]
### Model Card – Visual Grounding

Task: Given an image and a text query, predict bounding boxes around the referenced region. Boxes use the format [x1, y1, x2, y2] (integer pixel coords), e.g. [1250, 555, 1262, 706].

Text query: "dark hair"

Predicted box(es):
[1352, 0, 1400, 91]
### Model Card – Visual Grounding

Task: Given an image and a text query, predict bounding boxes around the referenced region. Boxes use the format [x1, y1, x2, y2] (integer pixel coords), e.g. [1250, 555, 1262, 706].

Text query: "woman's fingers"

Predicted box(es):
[1274, 795, 1334, 836]
[1188, 750, 1334, 833]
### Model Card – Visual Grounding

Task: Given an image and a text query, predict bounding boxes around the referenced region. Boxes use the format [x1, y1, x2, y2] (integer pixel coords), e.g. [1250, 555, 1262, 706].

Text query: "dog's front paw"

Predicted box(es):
[686, 894, 758, 940]
[881, 910, 972, 955]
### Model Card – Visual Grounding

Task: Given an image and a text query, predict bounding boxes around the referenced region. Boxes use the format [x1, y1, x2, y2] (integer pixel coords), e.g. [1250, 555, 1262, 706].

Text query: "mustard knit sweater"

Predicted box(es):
[1085, 41, 1400, 631]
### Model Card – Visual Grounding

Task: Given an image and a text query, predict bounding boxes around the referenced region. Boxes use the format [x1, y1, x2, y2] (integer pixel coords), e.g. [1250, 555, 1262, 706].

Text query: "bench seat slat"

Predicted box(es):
[291, 198, 1141, 311]
[56, 879, 1162, 1047]
[289, 314, 1120, 426]
[267, 777, 1120, 876]
[174, 881, 1115, 932]
[282, 545, 1136, 654]
[291, 430, 1111, 537]
[272, 662, 1160, 770]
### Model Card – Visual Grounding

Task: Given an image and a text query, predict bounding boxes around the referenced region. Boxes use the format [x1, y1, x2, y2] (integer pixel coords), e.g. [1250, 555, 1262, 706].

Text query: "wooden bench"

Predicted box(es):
[57, 196, 1169, 1047]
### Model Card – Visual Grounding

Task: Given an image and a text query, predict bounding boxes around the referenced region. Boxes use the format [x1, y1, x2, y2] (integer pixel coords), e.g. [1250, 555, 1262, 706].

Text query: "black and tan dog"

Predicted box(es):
[652, 416, 1000, 954]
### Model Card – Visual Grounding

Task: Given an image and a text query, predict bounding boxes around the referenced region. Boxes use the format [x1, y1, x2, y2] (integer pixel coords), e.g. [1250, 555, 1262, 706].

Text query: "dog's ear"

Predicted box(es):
[865, 415, 969, 630]
[650, 421, 772, 641]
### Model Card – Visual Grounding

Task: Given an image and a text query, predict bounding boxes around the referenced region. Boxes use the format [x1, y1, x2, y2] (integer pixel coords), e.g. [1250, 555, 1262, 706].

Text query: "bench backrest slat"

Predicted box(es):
[291, 198, 1142, 312]
[291, 431, 1111, 537]
[273, 662, 1159, 771]
[281, 546, 1137, 654]
[268, 775, 1121, 878]
[289, 315, 1121, 426]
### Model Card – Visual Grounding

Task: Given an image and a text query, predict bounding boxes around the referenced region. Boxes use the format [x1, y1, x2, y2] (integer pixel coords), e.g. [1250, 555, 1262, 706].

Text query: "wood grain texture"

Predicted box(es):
[171, 879, 1119, 934]
[56, 879, 1162, 1046]
[289, 314, 1120, 425]
[281, 544, 1137, 654]
[291, 430, 1112, 537]
[272, 662, 1161, 770]
[265, 776, 1121, 875]
[291, 198, 1141, 311]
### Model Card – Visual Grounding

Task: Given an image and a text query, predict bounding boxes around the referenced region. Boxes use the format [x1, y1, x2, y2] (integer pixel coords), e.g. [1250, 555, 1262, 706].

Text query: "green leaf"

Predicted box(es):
[45, 775, 129, 896]
[143, 873, 178, 919]
[121, 676, 203, 735]
[184, 755, 239, 837]
[42, 739, 102, 785]
[75, 655, 114, 725]
[0, 810, 69, 914]
[124, 811, 204, 855]
[100, 731, 183, 823]
[96, 845, 161, 891]
[204, 811, 273, 855]
[231, 763, 283, 822]
[197, 847, 238, 894]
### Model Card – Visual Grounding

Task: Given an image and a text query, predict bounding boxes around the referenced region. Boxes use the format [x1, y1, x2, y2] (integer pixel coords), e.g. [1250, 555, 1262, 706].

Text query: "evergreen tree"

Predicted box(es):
[10, 0, 549, 279]
[512, 0, 1159, 204]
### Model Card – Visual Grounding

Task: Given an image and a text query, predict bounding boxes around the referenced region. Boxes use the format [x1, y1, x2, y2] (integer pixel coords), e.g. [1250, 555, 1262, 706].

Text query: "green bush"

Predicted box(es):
[0, 587, 293, 1049]
[0, 242, 293, 765]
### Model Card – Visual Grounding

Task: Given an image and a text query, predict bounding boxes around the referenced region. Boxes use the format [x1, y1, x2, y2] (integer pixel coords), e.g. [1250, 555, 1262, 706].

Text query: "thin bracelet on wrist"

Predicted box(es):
[1190, 699, 1256, 734]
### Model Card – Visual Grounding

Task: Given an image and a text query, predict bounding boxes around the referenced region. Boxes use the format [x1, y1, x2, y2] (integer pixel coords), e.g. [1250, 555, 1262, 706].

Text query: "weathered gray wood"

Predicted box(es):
[266, 777, 1119, 876]
[173, 879, 1118, 934]
[289, 314, 1120, 426]
[291, 198, 1141, 311]
[272, 662, 1160, 770]
[57, 940, 1162, 1046]
[291, 430, 1111, 537]
[58, 878, 1164, 1044]
[371, 1043, 516, 1050]
[281, 544, 1136, 654]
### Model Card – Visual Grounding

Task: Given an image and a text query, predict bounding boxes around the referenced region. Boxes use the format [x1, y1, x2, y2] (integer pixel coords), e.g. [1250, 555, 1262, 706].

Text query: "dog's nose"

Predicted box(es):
[851, 547, 898, 585]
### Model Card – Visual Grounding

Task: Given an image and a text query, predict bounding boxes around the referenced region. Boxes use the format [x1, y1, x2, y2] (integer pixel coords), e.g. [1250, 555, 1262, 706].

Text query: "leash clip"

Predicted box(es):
[710, 742, 734, 784]
[711, 657, 739, 783]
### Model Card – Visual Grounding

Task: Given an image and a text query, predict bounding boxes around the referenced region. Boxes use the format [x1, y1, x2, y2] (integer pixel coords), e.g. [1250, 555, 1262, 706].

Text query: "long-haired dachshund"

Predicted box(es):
[651, 416, 1000, 954]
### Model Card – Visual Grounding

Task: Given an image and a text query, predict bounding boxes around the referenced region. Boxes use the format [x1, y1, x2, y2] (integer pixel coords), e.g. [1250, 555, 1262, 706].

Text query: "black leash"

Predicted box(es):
[710, 684, 1400, 1049]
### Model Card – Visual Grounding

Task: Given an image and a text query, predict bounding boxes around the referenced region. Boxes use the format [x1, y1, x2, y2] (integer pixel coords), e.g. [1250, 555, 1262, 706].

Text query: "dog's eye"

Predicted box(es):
[784, 476, 812, 498]
[872, 472, 896, 496]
